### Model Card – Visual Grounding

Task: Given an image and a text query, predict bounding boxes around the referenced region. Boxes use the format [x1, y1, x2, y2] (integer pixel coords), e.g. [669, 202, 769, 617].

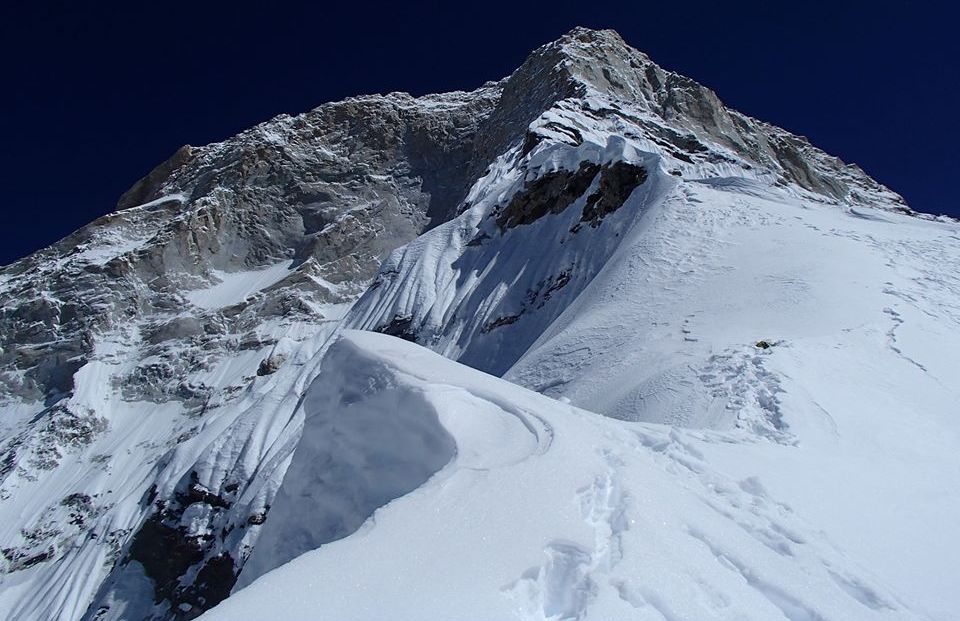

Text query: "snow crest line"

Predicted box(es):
[236, 333, 548, 587]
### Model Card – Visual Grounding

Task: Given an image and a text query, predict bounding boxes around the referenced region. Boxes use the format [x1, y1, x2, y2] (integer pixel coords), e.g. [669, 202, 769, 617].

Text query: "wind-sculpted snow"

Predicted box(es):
[234, 343, 459, 587]
[1, 26, 958, 621]
[202, 331, 934, 621]
[0, 66, 500, 621]
[235, 332, 551, 588]
[339, 33, 960, 619]
[345, 173, 960, 617]
[345, 59, 931, 388]
[347, 134, 676, 375]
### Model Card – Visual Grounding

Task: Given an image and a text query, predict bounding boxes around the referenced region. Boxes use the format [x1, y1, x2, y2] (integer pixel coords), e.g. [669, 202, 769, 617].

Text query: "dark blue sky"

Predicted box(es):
[2, 1, 957, 264]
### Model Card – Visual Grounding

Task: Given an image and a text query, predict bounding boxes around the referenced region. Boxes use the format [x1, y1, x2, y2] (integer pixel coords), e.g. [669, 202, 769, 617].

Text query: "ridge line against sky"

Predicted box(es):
[1, 0, 957, 264]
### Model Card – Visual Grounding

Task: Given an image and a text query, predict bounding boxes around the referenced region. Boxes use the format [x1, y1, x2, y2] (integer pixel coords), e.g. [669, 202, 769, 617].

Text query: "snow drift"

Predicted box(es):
[0, 26, 957, 621]
[205, 331, 936, 621]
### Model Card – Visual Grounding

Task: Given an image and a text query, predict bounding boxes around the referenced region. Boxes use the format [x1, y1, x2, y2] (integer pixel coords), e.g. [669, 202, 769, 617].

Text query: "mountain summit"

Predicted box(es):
[0, 28, 957, 621]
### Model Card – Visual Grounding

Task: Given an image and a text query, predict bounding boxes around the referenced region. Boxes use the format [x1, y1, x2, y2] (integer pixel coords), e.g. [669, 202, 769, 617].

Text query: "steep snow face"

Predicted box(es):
[1, 26, 957, 621]
[202, 331, 941, 621]
[344, 168, 960, 616]
[344, 32, 925, 378]
[342, 36, 960, 618]
[0, 308, 347, 621]
[347, 129, 679, 375]
[0, 85, 502, 620]
[346, 89, 955, 392]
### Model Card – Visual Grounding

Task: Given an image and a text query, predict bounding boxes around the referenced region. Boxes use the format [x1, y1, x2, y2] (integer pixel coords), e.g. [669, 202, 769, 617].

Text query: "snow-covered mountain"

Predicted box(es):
[1, 27, 957, 621]
[205, 330, 952, 621]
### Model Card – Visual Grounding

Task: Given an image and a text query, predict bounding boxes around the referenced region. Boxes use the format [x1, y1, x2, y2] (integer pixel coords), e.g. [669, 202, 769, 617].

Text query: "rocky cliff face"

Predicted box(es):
[0, 27, 934, 621]
[0, 85, 499, 404]
[0, 82, 502, 620]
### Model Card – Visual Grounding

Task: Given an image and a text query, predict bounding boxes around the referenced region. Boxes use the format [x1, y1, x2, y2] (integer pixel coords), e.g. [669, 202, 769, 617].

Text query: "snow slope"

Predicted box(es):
[499, 180, 960, 617]
[345, 156, 960, 619]
[499, 164, 960, 620]
[204, 331, 939, 621]
[342, 79, 960, 619]
[2, 27, 957, 621]
[185, 261, 294, 310]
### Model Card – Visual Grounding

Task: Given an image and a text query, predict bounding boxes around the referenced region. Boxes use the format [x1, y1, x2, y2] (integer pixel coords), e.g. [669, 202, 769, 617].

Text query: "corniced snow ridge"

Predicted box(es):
[0, 27, 957, 621]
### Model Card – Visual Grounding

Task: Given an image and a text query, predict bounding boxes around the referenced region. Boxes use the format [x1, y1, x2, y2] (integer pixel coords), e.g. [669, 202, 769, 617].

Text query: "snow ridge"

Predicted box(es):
[202, 332, 930, 621]
[0, 26, 957, 621]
